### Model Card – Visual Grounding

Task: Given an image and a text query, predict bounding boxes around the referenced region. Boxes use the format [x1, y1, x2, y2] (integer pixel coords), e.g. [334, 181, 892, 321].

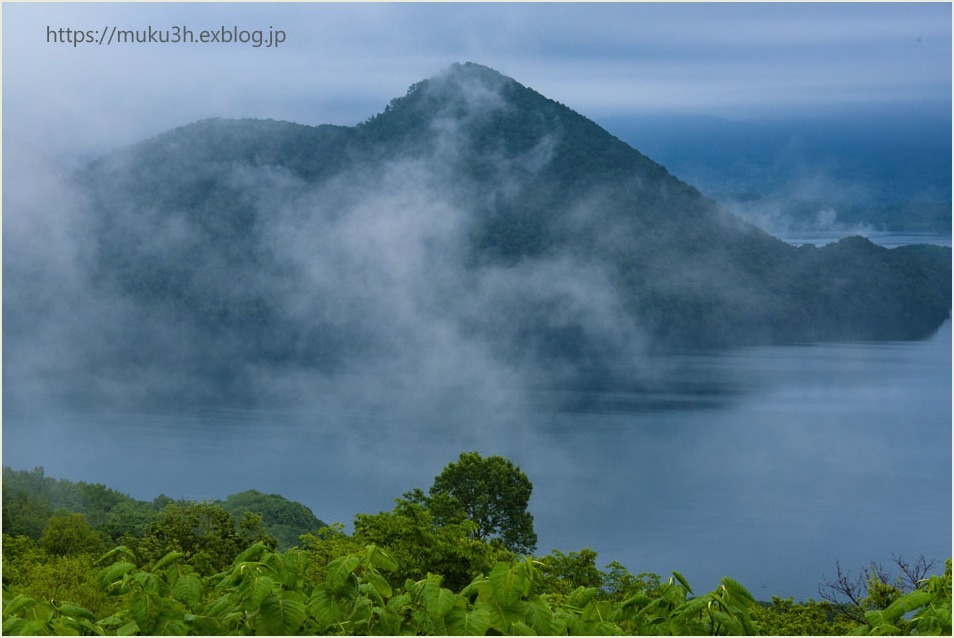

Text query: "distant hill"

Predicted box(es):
[7, 63, 951, 405]
[1, 467, 326, 551]
[599, 111, 953, 232]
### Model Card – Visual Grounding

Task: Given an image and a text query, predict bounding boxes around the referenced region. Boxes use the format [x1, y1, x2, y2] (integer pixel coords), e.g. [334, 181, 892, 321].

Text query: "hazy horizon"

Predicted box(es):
[4, 2, 950, 161]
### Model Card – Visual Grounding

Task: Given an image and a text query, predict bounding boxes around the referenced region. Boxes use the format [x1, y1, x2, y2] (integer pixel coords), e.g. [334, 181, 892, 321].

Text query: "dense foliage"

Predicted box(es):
[411, 452, 537, 554]
[222, 491, 326, 551]
[3, 460, 950, 635]
[1, 467, 325, 557]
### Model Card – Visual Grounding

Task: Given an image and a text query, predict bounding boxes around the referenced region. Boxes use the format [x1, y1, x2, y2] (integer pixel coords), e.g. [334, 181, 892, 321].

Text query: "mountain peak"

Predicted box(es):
[16, 62, 949, 407]
[438, 61, 511, 82]
[364, 62, 521, 127]
[356, 62, 676, 187]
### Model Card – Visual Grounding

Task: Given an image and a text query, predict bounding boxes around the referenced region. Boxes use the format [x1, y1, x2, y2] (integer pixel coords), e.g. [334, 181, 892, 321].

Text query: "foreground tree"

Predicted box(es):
[221, 489, 326, 550]
[39, 513, 108, 557]
[137, 501, 274, 575]
[819, 554, 939, 623]
[352, 498, 509, 591]
[416, 451, 537, 554]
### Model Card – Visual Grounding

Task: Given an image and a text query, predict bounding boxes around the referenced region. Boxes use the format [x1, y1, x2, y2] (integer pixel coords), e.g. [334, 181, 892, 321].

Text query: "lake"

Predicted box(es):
[2, 235, 951, 602]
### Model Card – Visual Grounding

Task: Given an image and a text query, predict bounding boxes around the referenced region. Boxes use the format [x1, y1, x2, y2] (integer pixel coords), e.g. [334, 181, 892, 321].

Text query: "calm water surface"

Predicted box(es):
[4, 232, 951, 601]
[4, 319, 950, 601]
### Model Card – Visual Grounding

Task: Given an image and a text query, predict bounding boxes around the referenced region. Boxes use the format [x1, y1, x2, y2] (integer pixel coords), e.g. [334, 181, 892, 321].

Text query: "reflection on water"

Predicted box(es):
[3, 321, 950, 601]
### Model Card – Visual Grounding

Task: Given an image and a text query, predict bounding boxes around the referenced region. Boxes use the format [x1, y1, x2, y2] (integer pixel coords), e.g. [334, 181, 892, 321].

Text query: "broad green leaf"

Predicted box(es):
[660, 581, 689, 607]
[3, 595, 39, 617]
[620, 592, 653, 609]
[581, 599, 615, 625]
[153, 550, 185, 571]
[132, 571, 167, 597]
[21, 600, 55, 623]
[219, 610, 246, 628]
[153, 617, 189, 636]
[446, 606, 492, 636]
[56, 603, 96, 621]
[97, 562, 136, 590]
[488, 562, 530, 605]
[129, 593, 162, 634]
[567, 586, 597, 610]
[2, 617, 23, 635]
[511, 620, 535, 635]
[364, 544, 399, 573]
[864, 609, 890, 627]
[479, 598, 528, 634]
[308, 589, 343, 630]
[12, 619, 52, 635]
[385, 593, 412, 613]
[325, 555, 362, 593]
[630, 596, 670, 627]
[593, 620, 621, 635]
[54, 615, 103, 636]
[524, 595, 557, 635]
[270, 550, 307, 590]
[247, 575, 277, 610]
[183, 613, 223, 634]
[708, 609, 743, 635]
[672, 593, 712, 618]
[369, 606, 404, 636]
[740, 612, 760, 636]
[672, 570, 695, 595]
[719, 576, 756, 607]
[364, 571, 393, 600]
[915, 605, 953, 634]
[92, 614, 127, 628]
[234, 541, 269, 565]
[202, 593, 237, 620]
[347, 596, 374, 629]
[458, 574, 484, 600]
[171, 573, 203, 608]
[422, 581, 457, 618]
[882, 590, 932, 622]
[359, 581, 386, 607]
[95, 546, 135, 565]
[259, 592, 307, 635]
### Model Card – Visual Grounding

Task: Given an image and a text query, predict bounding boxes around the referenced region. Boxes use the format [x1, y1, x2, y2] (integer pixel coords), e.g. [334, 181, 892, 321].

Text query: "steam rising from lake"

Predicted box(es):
[5, 70, 661, 418]
[3, 68, 950, 602]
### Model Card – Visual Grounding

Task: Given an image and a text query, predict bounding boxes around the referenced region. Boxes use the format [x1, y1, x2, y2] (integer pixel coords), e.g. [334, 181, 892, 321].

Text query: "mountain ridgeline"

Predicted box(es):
[22, 62, 952, 405]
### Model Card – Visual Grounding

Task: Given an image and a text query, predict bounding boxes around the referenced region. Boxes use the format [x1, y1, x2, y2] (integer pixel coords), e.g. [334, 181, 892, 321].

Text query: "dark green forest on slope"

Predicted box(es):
[85, 63, 951, 352]
[3, 460, 951, 635]
[7, 63, 948, 407]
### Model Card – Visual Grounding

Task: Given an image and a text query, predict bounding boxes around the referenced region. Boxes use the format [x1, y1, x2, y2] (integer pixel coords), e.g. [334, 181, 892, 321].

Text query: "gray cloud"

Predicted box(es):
[4, 2, 949, 160]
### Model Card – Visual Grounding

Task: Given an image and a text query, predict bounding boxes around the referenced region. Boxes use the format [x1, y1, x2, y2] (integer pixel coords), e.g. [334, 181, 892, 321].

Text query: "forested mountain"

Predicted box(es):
[8, 62, 950, 405]
[1, 467, 325, 552]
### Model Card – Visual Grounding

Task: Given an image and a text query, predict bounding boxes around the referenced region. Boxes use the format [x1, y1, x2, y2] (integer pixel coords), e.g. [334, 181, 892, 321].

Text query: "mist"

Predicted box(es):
[597, 109, 953, 242]
[4, 61, 951, 604]
[4, 70, 660, 428]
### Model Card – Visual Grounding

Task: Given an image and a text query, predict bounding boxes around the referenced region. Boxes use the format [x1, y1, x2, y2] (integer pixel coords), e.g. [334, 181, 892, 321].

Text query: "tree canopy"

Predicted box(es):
[2, 462, 951, 635]
[421, 451, 537, 554]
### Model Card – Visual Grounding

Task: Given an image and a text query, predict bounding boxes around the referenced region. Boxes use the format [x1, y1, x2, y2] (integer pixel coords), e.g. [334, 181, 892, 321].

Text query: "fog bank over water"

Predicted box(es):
[4, 6, 952, 600]
[4, 320, 950, 601]
[6, 72, 950, 418]
[4, 134, 950, 604]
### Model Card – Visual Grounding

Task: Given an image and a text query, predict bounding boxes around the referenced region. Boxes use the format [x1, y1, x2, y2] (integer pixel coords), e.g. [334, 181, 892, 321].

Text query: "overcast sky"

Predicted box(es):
[3, 2, 951, 160]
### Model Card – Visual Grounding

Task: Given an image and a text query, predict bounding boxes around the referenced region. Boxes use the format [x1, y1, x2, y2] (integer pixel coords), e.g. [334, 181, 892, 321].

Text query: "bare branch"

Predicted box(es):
[818, 561, 868, 623]
[892, 553, 936, 592]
